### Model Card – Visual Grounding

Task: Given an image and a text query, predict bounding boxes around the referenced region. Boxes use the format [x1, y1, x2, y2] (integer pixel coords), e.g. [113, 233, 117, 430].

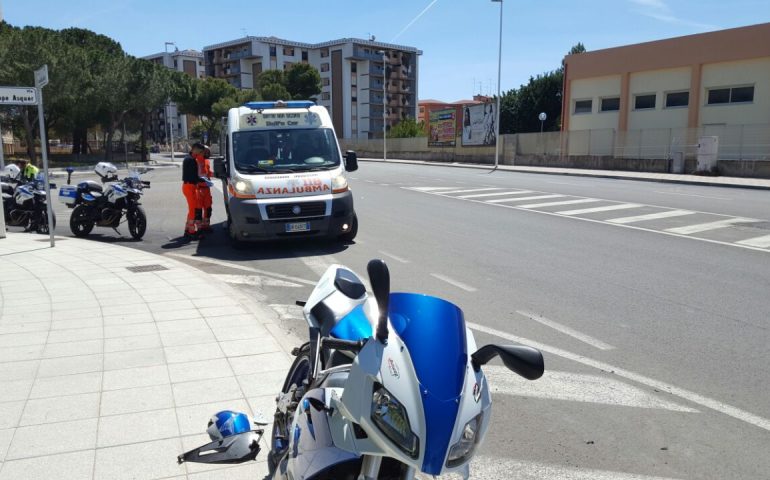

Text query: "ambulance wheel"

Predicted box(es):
[228, 219, 246, 249]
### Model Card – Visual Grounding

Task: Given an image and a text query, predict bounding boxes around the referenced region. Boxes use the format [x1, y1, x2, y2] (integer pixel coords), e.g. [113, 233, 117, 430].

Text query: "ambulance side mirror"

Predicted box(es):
[213, 157, 228, 179]
[345, 151, 358, 172]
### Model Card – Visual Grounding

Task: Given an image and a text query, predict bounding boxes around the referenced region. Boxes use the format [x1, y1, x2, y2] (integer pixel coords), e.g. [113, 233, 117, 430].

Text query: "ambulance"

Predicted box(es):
[214, 100, 358, 244]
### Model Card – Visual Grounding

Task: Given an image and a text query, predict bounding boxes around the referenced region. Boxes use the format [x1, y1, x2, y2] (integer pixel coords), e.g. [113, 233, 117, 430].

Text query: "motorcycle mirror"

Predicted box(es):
[366, 259, 390, 344]
[471, 344, 544, 380]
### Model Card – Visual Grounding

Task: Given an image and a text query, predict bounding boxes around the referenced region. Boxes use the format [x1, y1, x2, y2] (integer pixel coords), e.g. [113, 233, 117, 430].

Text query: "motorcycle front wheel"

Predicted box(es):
[35, 209, 56, 234]
[127, 206, 147, 240]
[268, 343, 311, 474]
[70, 205, 94, 237]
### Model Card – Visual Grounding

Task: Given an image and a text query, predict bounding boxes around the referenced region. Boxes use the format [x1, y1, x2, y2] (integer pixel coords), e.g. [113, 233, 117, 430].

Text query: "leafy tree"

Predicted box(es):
[388, 118, 426, 138]
[285, 63, 321, 100]
[255, 69, 285, 92]
[260, 83, 292, 101]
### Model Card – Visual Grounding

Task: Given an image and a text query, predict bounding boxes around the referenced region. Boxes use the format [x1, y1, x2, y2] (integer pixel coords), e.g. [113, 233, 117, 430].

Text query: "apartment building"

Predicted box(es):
[562, 22, 770, 134]
[202, 36, 421, 139]
[142, 49, 206, 142]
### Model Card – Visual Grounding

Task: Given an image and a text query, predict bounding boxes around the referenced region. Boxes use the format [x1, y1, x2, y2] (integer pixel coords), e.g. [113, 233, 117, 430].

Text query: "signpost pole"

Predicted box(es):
[0, 124, 5, 238]
[35, 65, 54, 248]
[0, 122, 5, 170]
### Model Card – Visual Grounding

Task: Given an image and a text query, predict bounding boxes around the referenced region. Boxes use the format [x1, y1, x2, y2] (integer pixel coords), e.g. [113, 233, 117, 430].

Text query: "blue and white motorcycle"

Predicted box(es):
[178, 260, 544, 479]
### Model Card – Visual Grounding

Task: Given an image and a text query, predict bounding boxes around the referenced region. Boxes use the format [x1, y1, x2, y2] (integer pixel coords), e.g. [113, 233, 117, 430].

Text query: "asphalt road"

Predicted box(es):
[41, 161, 770, 479]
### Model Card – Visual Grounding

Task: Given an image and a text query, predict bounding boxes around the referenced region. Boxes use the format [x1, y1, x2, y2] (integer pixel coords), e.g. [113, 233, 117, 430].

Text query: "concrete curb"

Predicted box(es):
[359, 157, 770, 191]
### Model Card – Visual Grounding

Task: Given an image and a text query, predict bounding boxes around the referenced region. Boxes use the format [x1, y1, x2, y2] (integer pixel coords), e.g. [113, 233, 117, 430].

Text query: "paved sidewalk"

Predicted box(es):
[361, 157, 770, 190]
[0, 233, 295, 480]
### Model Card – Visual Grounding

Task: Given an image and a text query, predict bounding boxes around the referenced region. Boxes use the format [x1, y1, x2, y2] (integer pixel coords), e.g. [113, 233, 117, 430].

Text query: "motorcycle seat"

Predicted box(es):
[78, 180, 103, 193]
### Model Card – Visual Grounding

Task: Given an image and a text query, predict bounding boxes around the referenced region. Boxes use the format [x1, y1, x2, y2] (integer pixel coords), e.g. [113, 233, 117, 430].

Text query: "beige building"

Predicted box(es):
[142, 49, 206, 142]
[203, 36, 421, 139]
[562, 22, 770, 160]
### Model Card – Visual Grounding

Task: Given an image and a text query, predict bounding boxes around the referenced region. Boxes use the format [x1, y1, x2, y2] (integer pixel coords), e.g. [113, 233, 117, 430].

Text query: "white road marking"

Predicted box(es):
[517, 310, 615, 350]
[409, 186, 456, 192]
[487, 194, 564, 204]
[467, 321, 770, 433]
[519, 198, 602, 209]
[436, 188, 501, 195]
[211, 274, 301, 288]
[484, 366, 695, 412]
[736, 234, 770, 248]
[558, 203, 642, 215]
[666, 217, 756, 235]
[300, 254, 338, 277]
[457, 190, 532, 199]
[421, 455, 684, 480]
[379, 183, 389, 187]
[430, 273, 477, 292]
[607, 209, 695, 224]
[654, 190, 731, 200]
[164, 253, 317, 286]
[378, 250, 410, 264]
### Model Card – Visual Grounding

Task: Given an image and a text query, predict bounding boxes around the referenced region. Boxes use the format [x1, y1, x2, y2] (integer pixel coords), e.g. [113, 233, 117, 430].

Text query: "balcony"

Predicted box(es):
[350, 47, 386, 61]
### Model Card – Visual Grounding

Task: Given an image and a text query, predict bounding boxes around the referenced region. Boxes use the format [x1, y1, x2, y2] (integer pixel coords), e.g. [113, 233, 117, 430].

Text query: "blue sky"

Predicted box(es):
[4, 0, 769, 101]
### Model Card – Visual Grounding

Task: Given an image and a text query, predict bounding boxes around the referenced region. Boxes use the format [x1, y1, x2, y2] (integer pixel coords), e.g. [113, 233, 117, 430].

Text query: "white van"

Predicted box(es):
[213, 100, 358, 244]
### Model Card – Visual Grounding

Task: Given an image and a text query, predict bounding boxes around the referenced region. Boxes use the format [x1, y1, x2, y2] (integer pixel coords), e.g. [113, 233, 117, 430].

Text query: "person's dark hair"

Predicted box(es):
[191, 142, 206, 152]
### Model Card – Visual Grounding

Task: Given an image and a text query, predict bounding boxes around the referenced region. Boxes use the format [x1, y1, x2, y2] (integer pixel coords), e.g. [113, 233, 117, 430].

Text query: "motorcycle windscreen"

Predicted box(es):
[388, 293, 467, 475]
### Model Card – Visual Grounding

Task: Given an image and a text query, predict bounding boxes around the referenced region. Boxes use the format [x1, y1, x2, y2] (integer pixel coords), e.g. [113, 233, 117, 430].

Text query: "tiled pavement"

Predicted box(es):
[0, 233, 296, 480]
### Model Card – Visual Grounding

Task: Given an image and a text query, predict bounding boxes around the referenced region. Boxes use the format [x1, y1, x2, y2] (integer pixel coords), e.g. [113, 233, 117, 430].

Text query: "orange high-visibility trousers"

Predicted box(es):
[198, 184, 213, 229]
[182, 183, 199, 234]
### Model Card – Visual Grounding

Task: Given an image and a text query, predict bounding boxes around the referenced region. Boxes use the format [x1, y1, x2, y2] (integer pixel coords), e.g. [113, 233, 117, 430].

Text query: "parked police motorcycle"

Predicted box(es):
[1, 164, 56, 234]
[58, 162, 150, 240]
[178, 259, 545, 479]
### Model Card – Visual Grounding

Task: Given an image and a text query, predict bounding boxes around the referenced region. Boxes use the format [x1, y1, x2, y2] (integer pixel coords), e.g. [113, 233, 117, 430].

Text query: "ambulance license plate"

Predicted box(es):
[285, 222, 310, 233]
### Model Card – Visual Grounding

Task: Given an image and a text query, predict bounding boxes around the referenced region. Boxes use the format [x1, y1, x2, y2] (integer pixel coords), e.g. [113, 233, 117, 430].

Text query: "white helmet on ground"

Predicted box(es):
[94, 162, 118, 178]
[2, 164, 20, 179]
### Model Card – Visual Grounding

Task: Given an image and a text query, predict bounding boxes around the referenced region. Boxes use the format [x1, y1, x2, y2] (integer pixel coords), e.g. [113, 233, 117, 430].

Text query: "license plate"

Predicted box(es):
[285, 222, 310, 233]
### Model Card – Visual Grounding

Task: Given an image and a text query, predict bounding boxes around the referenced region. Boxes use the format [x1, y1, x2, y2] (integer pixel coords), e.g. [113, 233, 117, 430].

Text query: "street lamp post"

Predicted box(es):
[491, 0, 503, 169]
[164, 41, 177, 161]
[377, 50, 387, 161]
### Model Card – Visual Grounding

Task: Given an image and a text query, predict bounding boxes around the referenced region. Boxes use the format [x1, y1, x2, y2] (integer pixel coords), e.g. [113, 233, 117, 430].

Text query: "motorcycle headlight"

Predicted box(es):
[371, 384, 419, 458]
[446, 413, 482, 468]
[331, 174, 348, 194]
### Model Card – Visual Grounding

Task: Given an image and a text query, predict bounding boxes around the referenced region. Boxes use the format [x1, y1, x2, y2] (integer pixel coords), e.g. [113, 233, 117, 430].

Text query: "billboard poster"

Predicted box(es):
[428, 108, 456, 147]
[461, 103, 496, 146]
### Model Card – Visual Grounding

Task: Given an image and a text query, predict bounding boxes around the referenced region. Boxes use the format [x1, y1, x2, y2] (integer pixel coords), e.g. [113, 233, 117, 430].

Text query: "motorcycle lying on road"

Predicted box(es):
[1, 164, 56, 234]
[178, 259, 545, 479]
[58, 162, 150, 240]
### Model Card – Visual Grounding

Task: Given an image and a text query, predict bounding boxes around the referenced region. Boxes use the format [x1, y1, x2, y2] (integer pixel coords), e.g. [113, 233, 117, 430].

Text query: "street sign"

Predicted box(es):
[34, 65, 49, 88]
[0, 86, 37, 105]
[538, 112, 547, 122]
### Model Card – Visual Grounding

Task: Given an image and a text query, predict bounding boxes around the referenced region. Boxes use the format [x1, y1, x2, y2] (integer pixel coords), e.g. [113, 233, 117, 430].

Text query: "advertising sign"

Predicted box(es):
[428, 108, 456, 147]
[461, 103, 496, 146]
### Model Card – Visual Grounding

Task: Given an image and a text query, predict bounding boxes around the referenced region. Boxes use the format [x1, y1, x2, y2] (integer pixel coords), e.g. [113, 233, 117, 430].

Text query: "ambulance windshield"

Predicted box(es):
[233, 128, 341, 174]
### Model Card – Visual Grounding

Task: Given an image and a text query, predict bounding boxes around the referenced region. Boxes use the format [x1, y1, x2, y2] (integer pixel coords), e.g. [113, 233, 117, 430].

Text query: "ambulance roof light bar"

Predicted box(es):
[244, 100, 315, 110]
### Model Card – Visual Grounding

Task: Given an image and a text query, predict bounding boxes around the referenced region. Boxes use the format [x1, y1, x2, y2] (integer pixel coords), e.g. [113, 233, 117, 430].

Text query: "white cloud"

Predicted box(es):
[628, 0, 720, 30]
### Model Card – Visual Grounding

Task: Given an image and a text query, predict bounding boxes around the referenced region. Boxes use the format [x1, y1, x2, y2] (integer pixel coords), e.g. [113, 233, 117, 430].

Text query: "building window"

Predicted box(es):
[574, 99, 592, 114]
[269, 46, 276, 57]
[352, 96, 357, 103]
[321, 92, 330, 100]
[322, 77, 330, 86]
[665, 91, 689, 108]
[708, 85, 755, 105]
[283, 47, 295, 56]
[302, 50, 308, 61]
[320, 49, 329, 58]
[283, 62, 294, 70]
[600, 97, 620, 112]
[320, 63, 330, 72]
[634, 94, 656, 110]
[351, 62, 357, 73]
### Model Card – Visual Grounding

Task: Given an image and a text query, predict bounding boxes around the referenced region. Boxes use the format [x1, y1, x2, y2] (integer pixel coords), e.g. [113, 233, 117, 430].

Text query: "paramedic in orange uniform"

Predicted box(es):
[197, 145, 214, 233]
[181, 143, 206, 238]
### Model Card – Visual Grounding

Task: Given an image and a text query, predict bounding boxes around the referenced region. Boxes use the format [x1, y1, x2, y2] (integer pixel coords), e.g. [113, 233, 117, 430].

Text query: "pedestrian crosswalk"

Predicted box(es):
[404, 185, 770, 252]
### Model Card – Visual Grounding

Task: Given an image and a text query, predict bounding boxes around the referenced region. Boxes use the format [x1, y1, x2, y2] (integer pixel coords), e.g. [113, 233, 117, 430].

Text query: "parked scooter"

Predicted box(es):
[58, 162, 150, 240]
[178, 259, 545, 479]
[1, 164, 56, 234]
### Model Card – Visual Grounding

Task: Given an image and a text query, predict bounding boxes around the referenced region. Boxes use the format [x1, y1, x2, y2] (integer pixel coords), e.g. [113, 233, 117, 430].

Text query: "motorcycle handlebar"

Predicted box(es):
[321, 338, 366, 353]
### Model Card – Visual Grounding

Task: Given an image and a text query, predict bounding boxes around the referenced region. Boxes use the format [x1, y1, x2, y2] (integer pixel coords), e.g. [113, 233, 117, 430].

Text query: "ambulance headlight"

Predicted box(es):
[331, 174, 348, 194]
[446, 413, 482, 467]
[371, 384, 419, 458]
[234, 180, 253, 195]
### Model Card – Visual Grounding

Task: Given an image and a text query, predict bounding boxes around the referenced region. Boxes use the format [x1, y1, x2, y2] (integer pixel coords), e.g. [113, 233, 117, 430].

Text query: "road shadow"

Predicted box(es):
[184, 221, 354, 262]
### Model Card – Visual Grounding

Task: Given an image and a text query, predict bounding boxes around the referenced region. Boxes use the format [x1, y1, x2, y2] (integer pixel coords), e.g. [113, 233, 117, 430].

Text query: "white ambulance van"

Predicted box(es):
[213, 100, 358, 244]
